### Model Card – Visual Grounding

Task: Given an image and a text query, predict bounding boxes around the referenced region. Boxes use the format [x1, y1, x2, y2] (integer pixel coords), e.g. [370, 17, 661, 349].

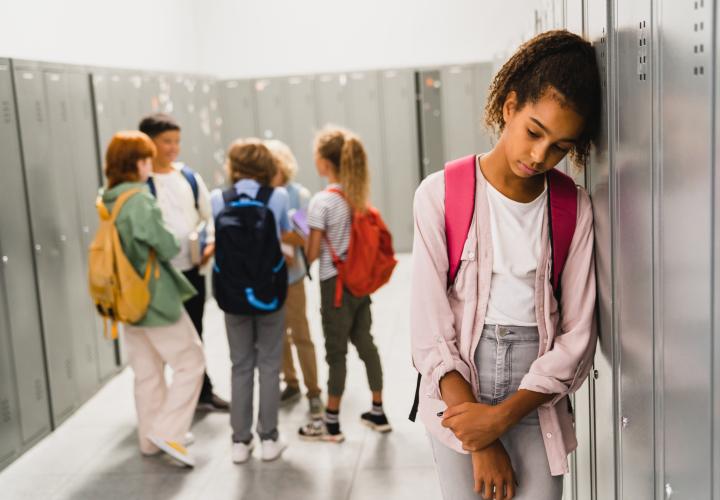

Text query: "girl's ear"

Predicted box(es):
[502, 91, 519, 124]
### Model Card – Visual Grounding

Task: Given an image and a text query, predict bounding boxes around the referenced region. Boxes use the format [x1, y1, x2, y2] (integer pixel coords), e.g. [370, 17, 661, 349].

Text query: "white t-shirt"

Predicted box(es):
[307, 184, 352, 281]
[150, 163, 215, 272]
[484, 179, 547, 327]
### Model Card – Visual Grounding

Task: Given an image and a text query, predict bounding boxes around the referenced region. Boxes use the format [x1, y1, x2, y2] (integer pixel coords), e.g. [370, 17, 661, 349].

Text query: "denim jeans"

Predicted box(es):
[429, 324, 563, 500]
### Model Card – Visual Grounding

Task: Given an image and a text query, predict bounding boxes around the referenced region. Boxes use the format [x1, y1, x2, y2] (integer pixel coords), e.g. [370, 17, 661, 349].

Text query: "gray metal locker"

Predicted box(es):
[12, 61, 78, 424]
[193, 79, 223, 187]
[42, 64, 101, 403]
[658, 1, 714, 497]
[441, 64, 480, 161]
[202, 79, 227, 189]
[218, 79, 257, 149]
[585, 4, 614, 500]
[416, 70, 444, 178]
[90, 72, 114, 156]
[0, 60, 51, 448]
[614, 3, 654, 499]
[472, 63, 495, 152]
[379, 69, 419, 253]
[66, 68, 117, 381]
[345, 71, 387, 216]
[314, 73, 347, 128]
[255, 78, 287, 142]
[284, 75, 322, 194]
[0, 273, 20, 469]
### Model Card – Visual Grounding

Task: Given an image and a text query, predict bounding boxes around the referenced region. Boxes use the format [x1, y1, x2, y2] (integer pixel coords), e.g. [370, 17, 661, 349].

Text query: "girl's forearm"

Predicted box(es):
[439, 371, 477, 407]
[497, 389, 554, 428]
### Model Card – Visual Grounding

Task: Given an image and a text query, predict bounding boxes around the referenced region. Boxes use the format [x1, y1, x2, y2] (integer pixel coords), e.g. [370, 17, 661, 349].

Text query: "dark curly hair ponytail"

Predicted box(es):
[485, 30, 602, 166]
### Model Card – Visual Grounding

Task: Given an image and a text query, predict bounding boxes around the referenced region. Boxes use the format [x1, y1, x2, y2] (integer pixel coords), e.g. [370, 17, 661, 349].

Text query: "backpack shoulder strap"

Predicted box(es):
[444, 155, 477, 286]
[256, 186, 274, 205]
[146, 177, 156, 198]
[179, 164, 199, 209]
[221, 187, 239, 205]
[108, 188, 142, 222]
[546, 169, 578, 297]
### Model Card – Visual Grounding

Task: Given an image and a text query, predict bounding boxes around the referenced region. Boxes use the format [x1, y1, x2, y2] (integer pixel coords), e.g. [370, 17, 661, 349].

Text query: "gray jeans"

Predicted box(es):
[225, 308, 285, 443]
[430, 324, 563, 500]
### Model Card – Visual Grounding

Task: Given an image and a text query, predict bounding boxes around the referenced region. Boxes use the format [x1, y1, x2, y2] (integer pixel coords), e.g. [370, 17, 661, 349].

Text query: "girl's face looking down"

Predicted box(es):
[501, 87, 585, 178]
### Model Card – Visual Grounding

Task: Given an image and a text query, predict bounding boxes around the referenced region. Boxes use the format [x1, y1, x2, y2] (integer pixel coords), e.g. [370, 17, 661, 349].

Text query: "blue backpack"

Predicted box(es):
[212, 186, 288, 315]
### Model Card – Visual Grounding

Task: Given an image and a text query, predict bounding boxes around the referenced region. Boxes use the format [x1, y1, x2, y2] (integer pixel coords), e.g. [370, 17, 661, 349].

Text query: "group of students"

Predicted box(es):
[96, 115, 391, 468]
[95, 27, 603, 500]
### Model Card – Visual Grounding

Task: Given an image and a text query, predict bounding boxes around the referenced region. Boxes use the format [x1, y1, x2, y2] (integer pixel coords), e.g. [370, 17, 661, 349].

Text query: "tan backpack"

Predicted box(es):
[88, 188, 158, 339]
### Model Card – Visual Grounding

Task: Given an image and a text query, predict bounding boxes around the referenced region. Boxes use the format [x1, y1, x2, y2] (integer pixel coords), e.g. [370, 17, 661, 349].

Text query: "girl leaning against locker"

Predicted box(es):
[410, 30, 601, 500]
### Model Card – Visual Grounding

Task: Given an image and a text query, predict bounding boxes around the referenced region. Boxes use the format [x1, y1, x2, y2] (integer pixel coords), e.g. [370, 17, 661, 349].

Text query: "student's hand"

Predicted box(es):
[282, 231, 305, 247]
[471, 441, 516, 499]
[200, 244, 215, 266]
[442, 402, 508, 452]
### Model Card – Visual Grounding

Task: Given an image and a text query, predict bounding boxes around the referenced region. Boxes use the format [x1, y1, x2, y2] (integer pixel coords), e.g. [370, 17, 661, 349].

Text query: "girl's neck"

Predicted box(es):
[326, 173, 340, 185]
[480, 145, 545, 203]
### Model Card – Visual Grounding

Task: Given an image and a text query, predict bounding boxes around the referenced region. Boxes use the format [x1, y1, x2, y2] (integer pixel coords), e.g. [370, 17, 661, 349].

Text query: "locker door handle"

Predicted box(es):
[1, 256, 7, 264]
[35, 244, 42, 253]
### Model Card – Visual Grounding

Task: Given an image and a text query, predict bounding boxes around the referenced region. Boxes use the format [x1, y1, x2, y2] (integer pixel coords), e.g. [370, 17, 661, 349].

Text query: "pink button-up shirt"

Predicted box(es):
[410, 166, 597, 476]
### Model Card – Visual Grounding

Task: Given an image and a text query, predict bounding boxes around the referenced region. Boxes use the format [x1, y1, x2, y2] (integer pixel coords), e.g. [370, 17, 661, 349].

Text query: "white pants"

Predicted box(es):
[124, 311, 205, 454]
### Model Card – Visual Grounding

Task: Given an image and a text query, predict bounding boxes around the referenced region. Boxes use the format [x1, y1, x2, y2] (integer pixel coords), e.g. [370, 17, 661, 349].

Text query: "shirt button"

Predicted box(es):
[468, 252, 475, 259]
[546, 433, 553, 438]
[436, 337, 443, 343]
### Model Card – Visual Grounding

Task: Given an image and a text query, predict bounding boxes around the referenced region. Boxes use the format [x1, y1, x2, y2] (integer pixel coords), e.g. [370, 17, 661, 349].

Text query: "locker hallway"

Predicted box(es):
[0, 257, 448, 500]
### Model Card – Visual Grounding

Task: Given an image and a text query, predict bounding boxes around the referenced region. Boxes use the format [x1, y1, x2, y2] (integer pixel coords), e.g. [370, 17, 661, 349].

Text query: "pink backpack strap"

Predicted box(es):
[546, 169, 578, 296]
[444, 155, 477, 285]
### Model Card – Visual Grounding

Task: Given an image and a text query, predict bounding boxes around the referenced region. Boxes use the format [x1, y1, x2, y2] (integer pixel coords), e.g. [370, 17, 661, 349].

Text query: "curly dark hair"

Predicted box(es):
[485, 30, 602, 167]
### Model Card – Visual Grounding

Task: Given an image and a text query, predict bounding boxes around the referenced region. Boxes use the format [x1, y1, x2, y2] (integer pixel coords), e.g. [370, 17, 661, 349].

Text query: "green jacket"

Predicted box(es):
[101, 182, 196, 327]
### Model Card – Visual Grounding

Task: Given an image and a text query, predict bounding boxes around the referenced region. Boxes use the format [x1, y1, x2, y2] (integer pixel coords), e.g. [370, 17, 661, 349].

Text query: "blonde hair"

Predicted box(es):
[225, 138, 278, 186]
[314, 126, 369, 212]
[264, 139, 298, 185]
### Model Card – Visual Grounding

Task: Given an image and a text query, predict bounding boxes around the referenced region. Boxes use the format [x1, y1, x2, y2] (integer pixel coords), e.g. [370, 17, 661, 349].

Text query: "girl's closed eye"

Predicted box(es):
[527, 129, 541, 138]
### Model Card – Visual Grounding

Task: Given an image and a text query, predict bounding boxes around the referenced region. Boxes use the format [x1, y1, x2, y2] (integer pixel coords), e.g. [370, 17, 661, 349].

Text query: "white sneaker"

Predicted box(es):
[147, 436, 195, 467]
[232, 441, 254, 464]
[261, 437, 287, 461]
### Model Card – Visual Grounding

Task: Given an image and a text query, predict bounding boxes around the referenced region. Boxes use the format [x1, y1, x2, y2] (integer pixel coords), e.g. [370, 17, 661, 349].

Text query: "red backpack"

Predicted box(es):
[409, 154, 578, 421]
[325, 187, 398, 307]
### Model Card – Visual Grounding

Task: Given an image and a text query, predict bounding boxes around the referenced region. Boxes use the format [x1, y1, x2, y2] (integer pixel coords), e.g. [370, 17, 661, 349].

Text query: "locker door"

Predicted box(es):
[218, 80, 257, 148]
[441, 65, 478, 161]
[379, 69, 420, 253]
[66, 69, 117, 381]
[43, 65, 100, 403]
[255, 78, 287, 141]
[194, 80, 221, 185]
[169, 76, 201, 172]
[0, 268, 20, 469]
[91, 72, 114, 157]
[658, 1, 714, 498]
[416, 70, 444, 178]
[615, 2, 654, 499]
[0, 60, 51, 447]
[284, 76, 322, 194]
[345, 72, 386, 215]
[315, 74, 347, 128]
[13, 61, 78, 423]
[585, 5, 613, 500]
[472, 63, 495, 152]
[202, 80, 227, 189]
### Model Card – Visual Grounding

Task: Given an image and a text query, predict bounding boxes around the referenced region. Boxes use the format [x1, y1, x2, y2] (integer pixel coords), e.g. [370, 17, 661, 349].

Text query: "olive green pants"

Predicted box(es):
[320, 276, 383, 397]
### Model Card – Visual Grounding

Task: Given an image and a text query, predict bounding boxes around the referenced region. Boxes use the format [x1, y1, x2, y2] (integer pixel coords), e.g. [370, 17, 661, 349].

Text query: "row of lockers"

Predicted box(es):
[0, 60, 228, 470]
[217, 64, 495, 252]
[562, 0, 719, 499]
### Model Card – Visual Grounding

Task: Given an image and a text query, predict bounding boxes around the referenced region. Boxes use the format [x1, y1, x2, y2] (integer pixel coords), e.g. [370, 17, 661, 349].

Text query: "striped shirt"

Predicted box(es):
[307, 184, 351, 281]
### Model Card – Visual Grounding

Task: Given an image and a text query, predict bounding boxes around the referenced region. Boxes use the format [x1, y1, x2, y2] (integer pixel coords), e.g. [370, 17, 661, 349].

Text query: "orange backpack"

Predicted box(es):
[324, 188, 397, 307]
[88, 188, 158, 339]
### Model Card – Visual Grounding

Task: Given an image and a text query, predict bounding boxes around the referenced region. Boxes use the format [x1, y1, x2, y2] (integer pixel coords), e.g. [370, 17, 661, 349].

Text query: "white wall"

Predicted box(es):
[0, 0, 552, 76]
[195, 0, 549, 78]
[0, 0, 202, 73]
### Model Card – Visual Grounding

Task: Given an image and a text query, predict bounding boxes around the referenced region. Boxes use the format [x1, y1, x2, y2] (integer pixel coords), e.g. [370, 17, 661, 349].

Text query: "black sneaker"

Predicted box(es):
[360, 412, 392, 433]
[280, 385, 302, 405]
[197, 393, 230, 412]
[298, 420, 345, 443]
